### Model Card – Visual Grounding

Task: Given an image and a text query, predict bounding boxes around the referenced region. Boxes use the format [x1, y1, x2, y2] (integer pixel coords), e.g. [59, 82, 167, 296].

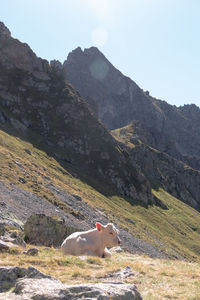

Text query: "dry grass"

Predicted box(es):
[0, 245, 200, 300]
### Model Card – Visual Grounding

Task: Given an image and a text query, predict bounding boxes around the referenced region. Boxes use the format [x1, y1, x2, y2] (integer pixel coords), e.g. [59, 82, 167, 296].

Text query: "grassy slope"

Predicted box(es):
[0, 246, 200, 300]
[1, 129, 200, 262]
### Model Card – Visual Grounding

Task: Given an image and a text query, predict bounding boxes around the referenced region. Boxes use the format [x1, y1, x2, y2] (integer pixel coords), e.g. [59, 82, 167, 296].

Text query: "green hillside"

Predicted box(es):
[1, 128, 200, 262]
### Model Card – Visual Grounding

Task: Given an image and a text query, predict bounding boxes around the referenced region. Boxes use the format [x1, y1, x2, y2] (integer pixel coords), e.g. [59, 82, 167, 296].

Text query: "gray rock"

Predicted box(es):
[23, 248, 38, 256]
[0, 211, 24, 231]
[0, 111, 7, 123]
[0, 266, 53, 293]
[104, 266, 135, 282]
[10, 118, 27, 133]
[0, 240, 15, 251]
[15, 280, 142, 299]
[1, 233, 26, 249]
[72, 194, 82, 201]
[0, 266, 142, 299]
[24, 148, 31, 155]
[110, 246, 123, 253]
[18, 177, 26, 184]
[24, 214, 78, 247]
[50, 60, 63, 73]
[0, 22, 11, 36]
[0, 223, 5, 236]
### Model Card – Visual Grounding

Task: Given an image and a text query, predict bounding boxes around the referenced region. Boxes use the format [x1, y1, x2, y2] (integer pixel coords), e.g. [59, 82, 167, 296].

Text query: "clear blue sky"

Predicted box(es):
[1, 0, 200, 107]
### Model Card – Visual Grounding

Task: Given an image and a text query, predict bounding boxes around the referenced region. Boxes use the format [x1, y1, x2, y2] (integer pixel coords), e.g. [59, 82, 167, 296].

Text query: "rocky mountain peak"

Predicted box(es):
[65, 47, 109, 80]
[0, 22, 11, 37]
[83, 46, 106, 58]
[0, 23, 158, 206]
[67, 46, 104, 61]
[0, 21, 50, 76]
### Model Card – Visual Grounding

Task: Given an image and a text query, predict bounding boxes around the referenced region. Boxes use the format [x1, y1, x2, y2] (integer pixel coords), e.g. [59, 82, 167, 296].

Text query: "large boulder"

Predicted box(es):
[0, 266, 142, 299]
[24, 214, 78, 247]
[0, 266, 53, 293]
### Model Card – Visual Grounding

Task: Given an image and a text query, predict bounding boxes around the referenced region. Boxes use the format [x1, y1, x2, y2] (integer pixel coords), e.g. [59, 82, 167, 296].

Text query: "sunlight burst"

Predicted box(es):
[87, 0, 114, 22]
[91, 27, 108, 47]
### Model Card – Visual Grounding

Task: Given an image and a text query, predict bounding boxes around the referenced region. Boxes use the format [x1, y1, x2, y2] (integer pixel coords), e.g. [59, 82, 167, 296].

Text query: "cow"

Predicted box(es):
[61, 222, 121, 258]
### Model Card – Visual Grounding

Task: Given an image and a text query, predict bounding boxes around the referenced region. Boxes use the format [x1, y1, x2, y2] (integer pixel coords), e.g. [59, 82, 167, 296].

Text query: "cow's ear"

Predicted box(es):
[96, 222, 102, 231]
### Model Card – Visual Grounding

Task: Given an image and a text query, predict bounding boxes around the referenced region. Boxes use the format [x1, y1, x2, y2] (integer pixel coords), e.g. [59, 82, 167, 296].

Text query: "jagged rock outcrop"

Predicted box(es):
[63, 47, 200, 169]
[0, 266, 142, 299]
[0, 21, 156, 205]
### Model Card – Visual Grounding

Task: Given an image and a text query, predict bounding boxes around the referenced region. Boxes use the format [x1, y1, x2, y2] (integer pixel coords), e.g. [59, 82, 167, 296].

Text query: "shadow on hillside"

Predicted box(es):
[0, 123, 161, 210]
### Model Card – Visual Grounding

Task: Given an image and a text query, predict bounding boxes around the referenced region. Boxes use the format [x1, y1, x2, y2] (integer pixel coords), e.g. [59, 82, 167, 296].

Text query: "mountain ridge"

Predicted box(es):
[63, 46, 200, 163]
[62, 45, 200, 211]
[0, 21, 156, 206]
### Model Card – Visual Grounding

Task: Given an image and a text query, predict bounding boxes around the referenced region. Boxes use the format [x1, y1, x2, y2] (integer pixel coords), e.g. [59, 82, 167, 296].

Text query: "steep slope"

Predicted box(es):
[63, 47, 200, 168]
[0, 21, 156, 205]
[1, 128, 200, 261]
[112, 122, 200, 211]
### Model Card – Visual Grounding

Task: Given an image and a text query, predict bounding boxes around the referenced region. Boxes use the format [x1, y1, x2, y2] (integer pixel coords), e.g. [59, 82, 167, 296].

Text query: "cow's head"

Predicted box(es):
[96, 222, 121, 247]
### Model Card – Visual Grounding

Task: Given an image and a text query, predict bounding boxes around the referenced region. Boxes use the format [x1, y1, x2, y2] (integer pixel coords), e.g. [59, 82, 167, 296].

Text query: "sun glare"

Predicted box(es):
[91, 27, 108, 47]
[86, 0, 114, 23]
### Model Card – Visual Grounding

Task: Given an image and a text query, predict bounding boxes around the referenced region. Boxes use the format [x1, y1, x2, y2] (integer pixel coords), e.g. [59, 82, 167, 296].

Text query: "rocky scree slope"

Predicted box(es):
[63, 47, 200, 169]
[0, 21, 157, 206]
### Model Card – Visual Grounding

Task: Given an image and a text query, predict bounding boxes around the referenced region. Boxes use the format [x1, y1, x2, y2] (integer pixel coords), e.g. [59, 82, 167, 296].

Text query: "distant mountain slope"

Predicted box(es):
[112, 122, 200, 211]
[0, 21, 155, 205]
[63, 47, 200, 168]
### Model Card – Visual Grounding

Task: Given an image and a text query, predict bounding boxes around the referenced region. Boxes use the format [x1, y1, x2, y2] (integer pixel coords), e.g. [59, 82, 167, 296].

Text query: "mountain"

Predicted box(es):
[1, 22, 200, 263]
[63, 46, 200, 210]
[63, 47, 200, 166]
[0, 21, 157, 206]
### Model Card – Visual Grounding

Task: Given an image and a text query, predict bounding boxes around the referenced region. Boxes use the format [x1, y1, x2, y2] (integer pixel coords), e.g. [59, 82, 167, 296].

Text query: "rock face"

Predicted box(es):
[24, 214, 78, 247]
[0, 22, 49, 75]
[0, 266, 142, 300]
[112, 122, 200, 211]
[63, 46, 200, 210]
[63, 47, 200, 168]
[0, 22, 159, 206]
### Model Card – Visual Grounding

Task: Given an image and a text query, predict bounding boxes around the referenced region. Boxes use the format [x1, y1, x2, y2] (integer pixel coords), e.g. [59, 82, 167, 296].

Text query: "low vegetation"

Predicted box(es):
[0, 246, 200, 300]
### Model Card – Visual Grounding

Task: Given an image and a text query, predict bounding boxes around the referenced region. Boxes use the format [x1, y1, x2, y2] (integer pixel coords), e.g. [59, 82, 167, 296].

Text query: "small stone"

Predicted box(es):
[0, 240, 15, 251]
[110, 246, 123, 253]
[72, 194, 82, 201]
[23, 248, 38, 256]
[25, 149, 31, 155]
[18, 177, 26, 184]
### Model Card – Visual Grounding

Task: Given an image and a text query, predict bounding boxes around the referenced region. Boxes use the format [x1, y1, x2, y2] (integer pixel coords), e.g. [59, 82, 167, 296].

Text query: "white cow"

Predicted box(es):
[61, 222, 121, 258]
